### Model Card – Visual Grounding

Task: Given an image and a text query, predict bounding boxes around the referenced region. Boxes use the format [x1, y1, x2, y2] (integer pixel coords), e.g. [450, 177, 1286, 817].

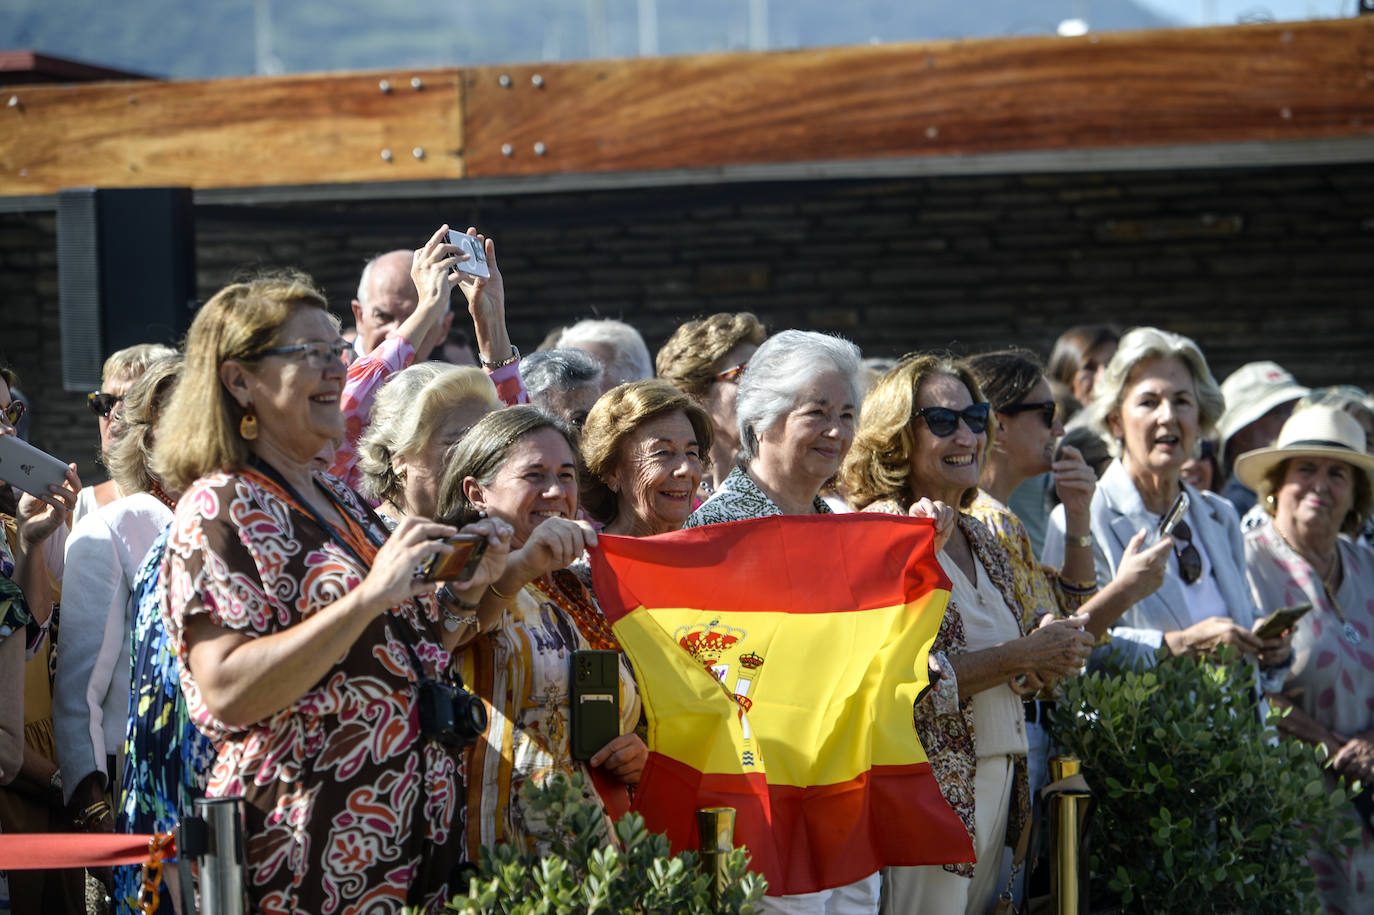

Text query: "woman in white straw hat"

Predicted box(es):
[1237, 404, 1374, 912]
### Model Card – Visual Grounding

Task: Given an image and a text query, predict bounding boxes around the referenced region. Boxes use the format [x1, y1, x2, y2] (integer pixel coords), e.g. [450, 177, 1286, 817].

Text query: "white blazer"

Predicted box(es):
[1044, 459, 1270, 675]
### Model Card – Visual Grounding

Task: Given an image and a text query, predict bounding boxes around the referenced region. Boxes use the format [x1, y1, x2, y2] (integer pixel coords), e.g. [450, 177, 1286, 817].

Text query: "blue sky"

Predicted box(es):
[1133, 0, 1354, 27]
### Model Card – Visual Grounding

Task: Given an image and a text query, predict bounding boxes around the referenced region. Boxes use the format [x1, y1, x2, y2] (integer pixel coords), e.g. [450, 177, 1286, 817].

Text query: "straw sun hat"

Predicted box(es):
[1233, 405, 1374, 493]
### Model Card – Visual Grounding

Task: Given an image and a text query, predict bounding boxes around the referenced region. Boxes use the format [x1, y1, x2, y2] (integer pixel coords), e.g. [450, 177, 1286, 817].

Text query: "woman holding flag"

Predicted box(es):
[685, 329, 891, 913]
[842, 353, 1095, 915]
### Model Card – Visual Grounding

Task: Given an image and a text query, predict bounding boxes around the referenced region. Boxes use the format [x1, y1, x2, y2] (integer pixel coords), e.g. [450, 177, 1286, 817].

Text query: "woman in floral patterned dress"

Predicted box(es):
[1237, 405, 1374, 914]
[153, 270, 511, 914]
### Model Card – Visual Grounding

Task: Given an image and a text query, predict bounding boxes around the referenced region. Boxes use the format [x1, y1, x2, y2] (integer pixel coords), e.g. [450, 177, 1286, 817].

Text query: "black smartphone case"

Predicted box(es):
[570, 649, 621, 761]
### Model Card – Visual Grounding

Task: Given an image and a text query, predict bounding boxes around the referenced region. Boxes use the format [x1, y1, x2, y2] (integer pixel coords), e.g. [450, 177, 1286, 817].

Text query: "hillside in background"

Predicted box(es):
[5, 0, 1174, 80]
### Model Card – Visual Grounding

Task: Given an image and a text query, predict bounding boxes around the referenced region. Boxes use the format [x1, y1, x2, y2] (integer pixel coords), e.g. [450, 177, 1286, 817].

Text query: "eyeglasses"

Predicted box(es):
[2, 400, 25, 426]
[1000, 400, 1057, 428]
[87, 391, 123, 418]
[714, 362, 748, 383]
[259, 340, 352, 369]
[1171, 519, 1203, 585]
[915, 403, 991, 437]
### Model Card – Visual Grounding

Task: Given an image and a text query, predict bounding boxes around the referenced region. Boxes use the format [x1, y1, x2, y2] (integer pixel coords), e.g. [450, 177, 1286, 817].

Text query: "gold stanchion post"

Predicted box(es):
[697, 806, 736, 909]
[1048, 756, 1091, 915]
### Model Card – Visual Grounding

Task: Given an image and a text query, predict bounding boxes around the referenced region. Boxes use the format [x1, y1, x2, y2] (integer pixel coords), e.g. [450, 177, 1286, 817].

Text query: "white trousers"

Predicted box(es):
[880, 755, 1015, 915]
[759, 871, 882, 915]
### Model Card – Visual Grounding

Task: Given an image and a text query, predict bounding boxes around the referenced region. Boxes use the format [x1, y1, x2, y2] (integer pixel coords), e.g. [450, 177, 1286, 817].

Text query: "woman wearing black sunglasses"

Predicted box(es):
[1041, 327, 1289, 676]
[76, 344, 175, 525]
[842, 354, 1095, 915]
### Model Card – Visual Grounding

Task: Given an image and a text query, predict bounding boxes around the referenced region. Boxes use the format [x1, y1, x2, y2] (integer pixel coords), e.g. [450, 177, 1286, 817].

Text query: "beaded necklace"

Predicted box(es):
[531, 570, 620, 652]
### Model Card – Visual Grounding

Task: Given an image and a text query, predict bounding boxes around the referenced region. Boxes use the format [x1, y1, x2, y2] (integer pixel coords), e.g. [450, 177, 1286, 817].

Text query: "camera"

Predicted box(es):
[417, 676, 488, 750]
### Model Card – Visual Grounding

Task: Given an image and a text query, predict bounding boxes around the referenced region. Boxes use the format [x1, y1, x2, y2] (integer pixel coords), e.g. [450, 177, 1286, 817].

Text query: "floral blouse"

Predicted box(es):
[683, 466, 832, 529]
[160, 469, 466, 914]
[864, 500, 1032, 878]
[969, 491, 1096, 628]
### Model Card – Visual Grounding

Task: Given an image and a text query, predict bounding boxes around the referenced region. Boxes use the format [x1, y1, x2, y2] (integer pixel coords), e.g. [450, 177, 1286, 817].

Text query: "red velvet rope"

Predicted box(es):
[0, 832, 174, 869]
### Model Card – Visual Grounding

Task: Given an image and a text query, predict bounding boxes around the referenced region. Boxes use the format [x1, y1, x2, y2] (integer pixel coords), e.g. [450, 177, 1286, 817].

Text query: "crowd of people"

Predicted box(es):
[1, 223, 1372, 915]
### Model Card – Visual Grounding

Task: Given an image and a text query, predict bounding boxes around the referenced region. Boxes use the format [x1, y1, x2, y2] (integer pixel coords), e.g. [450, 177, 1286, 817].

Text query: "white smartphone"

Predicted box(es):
[445, 230, 491, 279]
[0, 434, 70, 500]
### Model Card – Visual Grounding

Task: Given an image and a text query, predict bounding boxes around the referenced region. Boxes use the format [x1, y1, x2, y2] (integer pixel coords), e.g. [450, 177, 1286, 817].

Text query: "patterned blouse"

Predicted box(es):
[683, 466, 832, 529]
[160, 469, 467, 914]
[1245, 524, 1374, 912]
[968, 491, 1096, 627]
[454, 580, 640, 858]
[864, 500, 1032, 878]
[115, 523, 215, 915]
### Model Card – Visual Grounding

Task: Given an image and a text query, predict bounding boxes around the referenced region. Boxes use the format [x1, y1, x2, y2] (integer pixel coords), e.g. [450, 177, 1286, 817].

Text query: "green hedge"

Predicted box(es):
[430, 772, 767, 914]
[1046, 648, 1361, 914]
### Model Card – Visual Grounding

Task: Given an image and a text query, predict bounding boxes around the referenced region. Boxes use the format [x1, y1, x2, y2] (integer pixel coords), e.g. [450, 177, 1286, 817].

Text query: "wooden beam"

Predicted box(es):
[0, 69, 463, 194]
[0, 19, 1370, 198]
[462, 19, 1374, 177]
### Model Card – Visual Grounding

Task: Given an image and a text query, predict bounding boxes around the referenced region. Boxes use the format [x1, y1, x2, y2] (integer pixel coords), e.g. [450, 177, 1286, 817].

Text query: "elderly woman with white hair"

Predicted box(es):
[356, 362, 503, 529]
[684, 329, 883, 913]
[555, 318, 653, 390]
[1043, 327, 1291, 674]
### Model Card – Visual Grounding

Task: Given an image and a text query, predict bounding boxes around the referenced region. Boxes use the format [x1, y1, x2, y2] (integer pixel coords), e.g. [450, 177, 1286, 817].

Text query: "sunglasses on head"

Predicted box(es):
[915, 403, 991, 437]
[714, 362, 748, 383]
[2, 400, 25, 426]
[1000, 400, 1057, 428]
[87, 391, 123, 418]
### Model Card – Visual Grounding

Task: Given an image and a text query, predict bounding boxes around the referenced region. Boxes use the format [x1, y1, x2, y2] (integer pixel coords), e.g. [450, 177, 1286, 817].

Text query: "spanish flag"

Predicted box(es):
[589, 513, 973, 897]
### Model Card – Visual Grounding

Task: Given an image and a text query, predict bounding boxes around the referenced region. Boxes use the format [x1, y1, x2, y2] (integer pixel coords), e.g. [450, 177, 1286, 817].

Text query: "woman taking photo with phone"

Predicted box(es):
[434, 405, 645, 858]
[1043, 327, 1290, 674]
[155, 271, 510, 913]
[1236, 405, 1374, 911]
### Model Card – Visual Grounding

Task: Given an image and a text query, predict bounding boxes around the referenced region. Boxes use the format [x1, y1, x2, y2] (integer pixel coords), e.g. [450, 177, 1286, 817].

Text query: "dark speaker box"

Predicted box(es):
[57, 187, 196, 392]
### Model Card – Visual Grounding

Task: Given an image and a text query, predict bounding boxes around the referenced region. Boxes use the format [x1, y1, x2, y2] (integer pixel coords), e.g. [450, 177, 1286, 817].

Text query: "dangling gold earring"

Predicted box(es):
[239, 406, 258, 441]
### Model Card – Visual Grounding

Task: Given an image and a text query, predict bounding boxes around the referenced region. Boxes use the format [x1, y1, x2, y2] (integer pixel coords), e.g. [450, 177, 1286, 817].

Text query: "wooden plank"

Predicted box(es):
[462, 19, 1374, 177]
[1, 19, 1371, 197]
[0, 69, 463, 194]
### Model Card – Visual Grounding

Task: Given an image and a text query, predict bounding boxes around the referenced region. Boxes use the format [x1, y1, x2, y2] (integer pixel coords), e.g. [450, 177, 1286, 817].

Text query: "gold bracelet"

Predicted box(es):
[1065, 533, 1093, 549]
[489, 582, 518, 601]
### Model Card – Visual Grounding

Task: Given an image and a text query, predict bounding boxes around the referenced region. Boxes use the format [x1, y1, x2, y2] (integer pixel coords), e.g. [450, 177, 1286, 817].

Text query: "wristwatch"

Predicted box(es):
[480, 344, 520, 370]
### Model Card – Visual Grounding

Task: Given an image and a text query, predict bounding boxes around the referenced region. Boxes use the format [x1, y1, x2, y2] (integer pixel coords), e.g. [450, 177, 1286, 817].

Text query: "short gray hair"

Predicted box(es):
[1088, 326, 1225, 456]
[557, 318, 652, 385]
[736, 330, 862, 464]
[355, 249, 410, 307]
[520, 348, 604, 409]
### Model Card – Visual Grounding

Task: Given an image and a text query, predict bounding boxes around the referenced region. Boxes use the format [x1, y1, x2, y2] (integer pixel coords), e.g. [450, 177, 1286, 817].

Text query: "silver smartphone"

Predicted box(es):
[1148, 491, 1190, 547]
[0, 434, 69, 500]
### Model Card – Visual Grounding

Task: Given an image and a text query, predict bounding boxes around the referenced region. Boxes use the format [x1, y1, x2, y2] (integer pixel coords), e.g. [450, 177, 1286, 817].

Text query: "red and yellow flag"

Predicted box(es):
[589, 513, 973, 897]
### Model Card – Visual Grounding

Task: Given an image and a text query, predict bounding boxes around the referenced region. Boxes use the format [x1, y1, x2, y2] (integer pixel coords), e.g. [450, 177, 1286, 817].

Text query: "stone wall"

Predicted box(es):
[2, 160, 1371, 482]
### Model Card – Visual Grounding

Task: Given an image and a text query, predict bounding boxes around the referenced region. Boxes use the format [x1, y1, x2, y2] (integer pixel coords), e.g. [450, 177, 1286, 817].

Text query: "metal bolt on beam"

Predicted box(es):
[533, 142, 547, 156]
[7, 96, 18, 108]
[532, 74, 545, 88]
[411, 77, 423, 90]
[381, 149, 393, 162]
[498, 74, 512, 88]
[501, 144, 514, 157]
[412, 147, 425, 160]
[379, 80, 391, 93]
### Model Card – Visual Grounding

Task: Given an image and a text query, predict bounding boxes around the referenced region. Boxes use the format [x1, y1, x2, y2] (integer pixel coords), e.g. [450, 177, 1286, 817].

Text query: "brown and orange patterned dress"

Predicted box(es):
[160, 469, 466, 914]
